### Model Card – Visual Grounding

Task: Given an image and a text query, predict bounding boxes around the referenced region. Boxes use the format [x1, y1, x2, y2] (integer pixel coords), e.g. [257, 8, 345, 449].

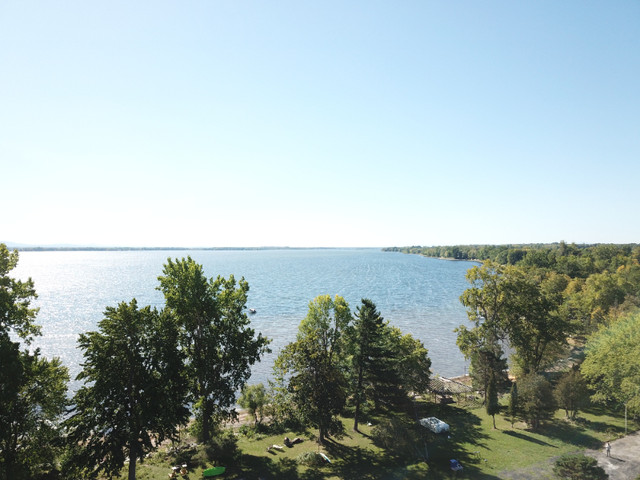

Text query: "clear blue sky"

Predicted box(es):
[1, 1, 639, 248]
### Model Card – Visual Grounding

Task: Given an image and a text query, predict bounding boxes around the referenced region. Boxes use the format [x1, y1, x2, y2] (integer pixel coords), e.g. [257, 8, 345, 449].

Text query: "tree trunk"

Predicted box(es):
[201, 398, 212, 443]
[128, 445, 138, 480]
[353, 365, 364, 432]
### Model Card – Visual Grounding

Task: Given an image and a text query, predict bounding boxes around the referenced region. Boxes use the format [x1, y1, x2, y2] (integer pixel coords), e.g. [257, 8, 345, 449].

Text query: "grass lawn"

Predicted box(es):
[126, 402, 638, 480]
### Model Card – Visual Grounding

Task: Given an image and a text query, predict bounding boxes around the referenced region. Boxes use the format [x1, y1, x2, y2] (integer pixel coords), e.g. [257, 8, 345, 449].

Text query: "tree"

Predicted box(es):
[157, 257, 270, 442]
[456, 325, 509, 402]
[0, 338, 69, 480]
[64, 300, 189, 480]
[516, 373, 556, 429]
[508, 381, 519, 428]
[555, 368, 589, 419]
[553, 454, 608, 480]
[389, 328, 432, 398]
[0, 244, 40, 342]
[238, 384, 268, 426]
[0, 245, 69, 480]
[274, 295, 351, 444]
[486, 370, 500, 429]
[459, 261, 569, 375]
[347, 299, 391, 431]
[581, 310, 640, 415]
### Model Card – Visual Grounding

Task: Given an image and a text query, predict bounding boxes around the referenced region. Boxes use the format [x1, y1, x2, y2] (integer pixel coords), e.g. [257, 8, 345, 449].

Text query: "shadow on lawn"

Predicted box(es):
[411, 404, 503, 479]
[234, 453, 299, 480]
[541, 418, 607, 449]
[502, 429, 557, 447]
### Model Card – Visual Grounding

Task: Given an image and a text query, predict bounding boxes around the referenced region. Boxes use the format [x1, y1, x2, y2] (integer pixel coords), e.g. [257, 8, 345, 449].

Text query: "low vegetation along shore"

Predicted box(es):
[2, 242, 640, 479]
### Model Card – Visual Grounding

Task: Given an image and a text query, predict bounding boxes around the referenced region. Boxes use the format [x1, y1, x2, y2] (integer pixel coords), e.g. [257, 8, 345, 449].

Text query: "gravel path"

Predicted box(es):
[585, 431, 640, 480]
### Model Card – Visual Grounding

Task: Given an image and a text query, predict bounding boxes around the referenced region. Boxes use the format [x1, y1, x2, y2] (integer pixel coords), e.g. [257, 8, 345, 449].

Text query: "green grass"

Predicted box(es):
[124, 403, 638, 480]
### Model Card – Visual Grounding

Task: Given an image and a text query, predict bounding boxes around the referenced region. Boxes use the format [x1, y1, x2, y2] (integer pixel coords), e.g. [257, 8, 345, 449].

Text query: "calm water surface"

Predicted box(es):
[14, 249, 475, 391]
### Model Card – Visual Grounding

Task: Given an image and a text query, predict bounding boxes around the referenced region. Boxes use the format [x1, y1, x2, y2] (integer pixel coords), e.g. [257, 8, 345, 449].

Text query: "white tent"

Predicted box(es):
[419, 417, 450, 434]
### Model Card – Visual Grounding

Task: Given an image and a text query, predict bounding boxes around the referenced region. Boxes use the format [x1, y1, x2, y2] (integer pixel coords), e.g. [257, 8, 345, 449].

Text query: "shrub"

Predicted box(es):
[295, 451, 326, 467]
[553, 454, 608, 480]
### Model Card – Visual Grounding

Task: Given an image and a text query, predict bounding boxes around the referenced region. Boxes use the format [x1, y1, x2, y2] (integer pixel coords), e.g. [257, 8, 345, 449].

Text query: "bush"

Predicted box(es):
[295, 451, 326, 467]
[553, 454, 608, 480]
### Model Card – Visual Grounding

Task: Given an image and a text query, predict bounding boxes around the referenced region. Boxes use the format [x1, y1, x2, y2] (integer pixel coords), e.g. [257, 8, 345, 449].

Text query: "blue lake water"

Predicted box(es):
[13, 248, 476, 391]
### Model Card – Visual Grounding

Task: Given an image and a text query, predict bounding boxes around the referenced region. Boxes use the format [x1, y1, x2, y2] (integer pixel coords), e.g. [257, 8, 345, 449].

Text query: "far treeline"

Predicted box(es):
[385, 242, 640, 278]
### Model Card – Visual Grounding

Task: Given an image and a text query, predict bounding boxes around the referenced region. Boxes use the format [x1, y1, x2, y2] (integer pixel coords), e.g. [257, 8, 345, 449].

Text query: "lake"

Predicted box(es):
[13, 248, 476, 390]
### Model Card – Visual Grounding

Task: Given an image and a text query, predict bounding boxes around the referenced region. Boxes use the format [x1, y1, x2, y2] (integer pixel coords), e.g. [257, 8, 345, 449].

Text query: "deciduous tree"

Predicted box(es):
[157, 257, 270, 442]
[0, 245, 69, 480]
[274, 295, 351, 444]
[238, 383, 269, 426]
[65, 301, 189, 480]
[516, 373, 556, 429]
[581, 310, 640, 415]
[555, 368, 589, 419]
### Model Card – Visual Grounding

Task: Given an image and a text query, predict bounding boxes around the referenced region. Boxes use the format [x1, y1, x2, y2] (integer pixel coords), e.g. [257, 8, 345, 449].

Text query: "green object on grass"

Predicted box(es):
[203, 466, 226, 477]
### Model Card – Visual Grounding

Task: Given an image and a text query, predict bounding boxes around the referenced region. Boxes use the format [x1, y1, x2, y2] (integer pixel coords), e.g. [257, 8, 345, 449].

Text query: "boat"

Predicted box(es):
[202, 466, 226, 477]
[249, 308, 257, 314]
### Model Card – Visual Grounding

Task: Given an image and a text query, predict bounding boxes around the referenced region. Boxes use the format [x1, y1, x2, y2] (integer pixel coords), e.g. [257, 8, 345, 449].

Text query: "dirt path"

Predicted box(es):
[585, 431, 640, 480]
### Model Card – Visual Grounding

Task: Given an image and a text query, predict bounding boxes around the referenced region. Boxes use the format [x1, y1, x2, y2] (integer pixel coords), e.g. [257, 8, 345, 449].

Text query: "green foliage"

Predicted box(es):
[274, 295, 351, 444]
[456, 324, 509, 398]
[64, 300, 189, 480]
[486, 370, 500, 428]
[0, 245, 69, 480]
[388, 327, 432, 397]
[295, 451, 325, 466]
[553, 453, 608, 480]
[0, 244, 40, 342]
[508, 381, 519, 427]
[555, 368, 589, 419]
[582, 310, 640, 414]
[347, 299, 391, 430]
[0, 339, 69, 480]
[238, 383, 269, 426]
[517, 373, 557, 429]
[157, 257, 270, 442]
[459, 261, 569, 375]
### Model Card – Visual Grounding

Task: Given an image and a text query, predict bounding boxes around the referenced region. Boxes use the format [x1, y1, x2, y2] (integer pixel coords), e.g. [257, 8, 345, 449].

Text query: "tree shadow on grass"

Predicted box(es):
[419, 404, 489, 463]
[502, 430, 558, 447]
[233, 453, 299, 480]
[323, 437, 401, 480]
[541, 419, 604, 449]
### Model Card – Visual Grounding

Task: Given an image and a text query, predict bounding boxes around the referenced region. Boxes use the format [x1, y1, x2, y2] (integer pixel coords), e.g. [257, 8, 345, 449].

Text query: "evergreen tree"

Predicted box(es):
[348, 299, 392, 431]
[508, 381, 519, 428]
[486, 370, 500, 429]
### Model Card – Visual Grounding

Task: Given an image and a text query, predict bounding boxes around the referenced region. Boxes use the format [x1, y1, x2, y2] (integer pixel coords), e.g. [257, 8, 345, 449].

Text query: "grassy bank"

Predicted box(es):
[124, 401, 637, 480]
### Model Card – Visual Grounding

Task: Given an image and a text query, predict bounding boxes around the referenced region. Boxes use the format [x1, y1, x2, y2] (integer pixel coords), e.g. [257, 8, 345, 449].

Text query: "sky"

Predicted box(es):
[1, 1, 639, 248]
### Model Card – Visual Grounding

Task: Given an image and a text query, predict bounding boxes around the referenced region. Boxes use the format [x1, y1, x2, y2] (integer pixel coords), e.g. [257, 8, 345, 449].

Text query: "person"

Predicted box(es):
[605, 441, 611, 457]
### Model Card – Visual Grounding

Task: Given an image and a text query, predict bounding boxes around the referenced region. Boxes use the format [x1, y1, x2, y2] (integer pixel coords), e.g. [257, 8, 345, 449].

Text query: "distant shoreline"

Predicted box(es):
[8, 245, 379, 253]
